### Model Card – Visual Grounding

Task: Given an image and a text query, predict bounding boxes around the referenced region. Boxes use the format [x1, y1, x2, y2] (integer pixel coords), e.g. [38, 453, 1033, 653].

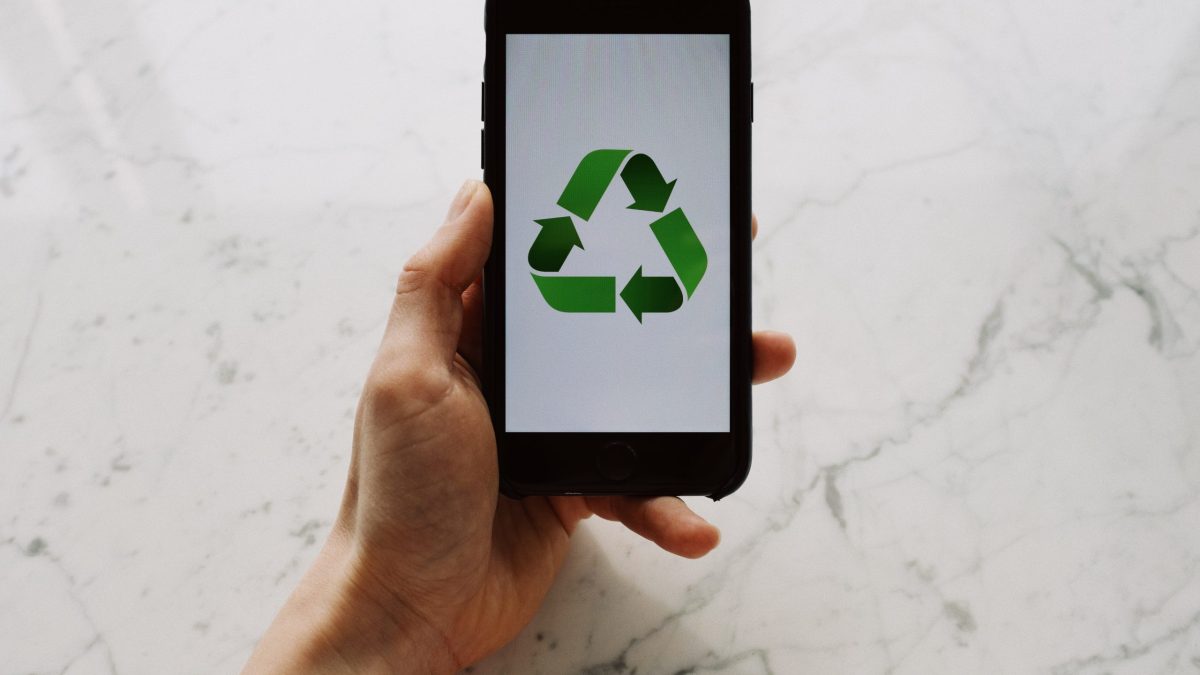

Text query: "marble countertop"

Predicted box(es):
[3, 1, 1200, 673]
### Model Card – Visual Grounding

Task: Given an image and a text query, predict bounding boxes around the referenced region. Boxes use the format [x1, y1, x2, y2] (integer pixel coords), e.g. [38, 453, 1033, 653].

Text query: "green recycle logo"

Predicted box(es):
[528, 149, 708, 322]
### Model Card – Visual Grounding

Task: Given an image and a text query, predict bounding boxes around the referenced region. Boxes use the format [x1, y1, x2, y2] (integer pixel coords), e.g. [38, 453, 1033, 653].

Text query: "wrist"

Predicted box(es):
[244, 528, 459, 675]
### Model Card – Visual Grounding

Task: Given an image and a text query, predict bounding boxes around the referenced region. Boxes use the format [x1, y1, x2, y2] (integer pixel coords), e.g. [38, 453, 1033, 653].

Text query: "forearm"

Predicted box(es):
[243, 528, 458, 675]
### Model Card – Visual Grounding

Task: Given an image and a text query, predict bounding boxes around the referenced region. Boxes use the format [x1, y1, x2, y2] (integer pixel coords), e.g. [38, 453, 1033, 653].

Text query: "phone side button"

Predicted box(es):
[596, 442, 637, 481]
[481, 128, 486, 170]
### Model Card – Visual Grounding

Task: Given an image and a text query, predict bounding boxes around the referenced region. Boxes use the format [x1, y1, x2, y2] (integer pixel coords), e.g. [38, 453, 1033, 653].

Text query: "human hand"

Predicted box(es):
[243, 180, 795, 674]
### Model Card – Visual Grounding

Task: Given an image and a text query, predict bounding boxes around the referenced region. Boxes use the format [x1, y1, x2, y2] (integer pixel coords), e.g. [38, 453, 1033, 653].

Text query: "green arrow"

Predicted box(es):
[528, 217, 583, 272]
[532, 274, 616, 313]
[620, 154, 676, 213]
[620, 266, 683, 323]
[650, 208, 707, 298]
[556, 149, 632, 221]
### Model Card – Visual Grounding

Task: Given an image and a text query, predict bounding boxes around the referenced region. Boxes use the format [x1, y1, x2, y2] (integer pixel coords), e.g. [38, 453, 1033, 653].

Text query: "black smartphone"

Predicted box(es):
[482, 0, 752, 499]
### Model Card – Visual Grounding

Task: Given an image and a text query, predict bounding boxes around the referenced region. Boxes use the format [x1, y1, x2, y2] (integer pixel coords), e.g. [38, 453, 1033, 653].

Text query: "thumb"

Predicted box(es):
[379, 180, 493, 373]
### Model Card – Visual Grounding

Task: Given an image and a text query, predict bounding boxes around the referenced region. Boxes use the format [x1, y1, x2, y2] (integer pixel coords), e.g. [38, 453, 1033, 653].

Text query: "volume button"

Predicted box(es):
[481, 81, 486, 121]
[481, 128, 486, 170]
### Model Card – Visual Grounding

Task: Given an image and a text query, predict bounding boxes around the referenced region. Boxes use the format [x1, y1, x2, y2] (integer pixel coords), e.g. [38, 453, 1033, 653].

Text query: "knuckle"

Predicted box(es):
[395, 262, 434, 296]
[363, 362, 452, 421]
[394, 263, 457, 308]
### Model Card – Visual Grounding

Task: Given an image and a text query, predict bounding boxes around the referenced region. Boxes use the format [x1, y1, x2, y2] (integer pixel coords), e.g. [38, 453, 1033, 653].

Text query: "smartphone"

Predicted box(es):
[482, 0, 752, 499]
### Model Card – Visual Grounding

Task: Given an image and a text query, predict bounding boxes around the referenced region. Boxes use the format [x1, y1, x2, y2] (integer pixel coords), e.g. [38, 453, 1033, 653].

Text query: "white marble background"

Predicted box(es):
[2, 0, 1199, 673]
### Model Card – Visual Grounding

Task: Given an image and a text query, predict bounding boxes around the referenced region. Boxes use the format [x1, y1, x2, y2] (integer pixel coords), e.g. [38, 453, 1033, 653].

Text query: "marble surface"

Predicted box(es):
[3, 0, 1200, 672]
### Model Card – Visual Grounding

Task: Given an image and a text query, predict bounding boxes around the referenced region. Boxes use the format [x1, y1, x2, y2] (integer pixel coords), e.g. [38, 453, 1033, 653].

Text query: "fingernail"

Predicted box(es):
[446, 180, 479, 221]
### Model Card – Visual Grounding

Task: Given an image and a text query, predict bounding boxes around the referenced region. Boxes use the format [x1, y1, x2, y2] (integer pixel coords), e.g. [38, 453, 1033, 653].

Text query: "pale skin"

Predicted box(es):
[243, 181, 795, 673]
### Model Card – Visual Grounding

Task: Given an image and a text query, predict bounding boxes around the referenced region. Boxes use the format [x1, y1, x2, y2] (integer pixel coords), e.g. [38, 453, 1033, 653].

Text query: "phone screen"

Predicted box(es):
[505, 34, 731, 434]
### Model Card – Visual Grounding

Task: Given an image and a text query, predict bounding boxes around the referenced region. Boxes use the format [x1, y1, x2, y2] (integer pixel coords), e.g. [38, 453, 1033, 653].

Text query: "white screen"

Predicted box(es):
[505, 34, 730, 433]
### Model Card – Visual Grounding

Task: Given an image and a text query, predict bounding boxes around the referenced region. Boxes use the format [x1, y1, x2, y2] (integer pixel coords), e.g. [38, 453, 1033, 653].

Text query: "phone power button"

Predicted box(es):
[596, 442, 638, 481]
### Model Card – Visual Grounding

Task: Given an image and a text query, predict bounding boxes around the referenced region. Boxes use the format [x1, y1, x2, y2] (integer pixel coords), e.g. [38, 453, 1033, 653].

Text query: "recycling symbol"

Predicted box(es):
[528, 149, 708, 322]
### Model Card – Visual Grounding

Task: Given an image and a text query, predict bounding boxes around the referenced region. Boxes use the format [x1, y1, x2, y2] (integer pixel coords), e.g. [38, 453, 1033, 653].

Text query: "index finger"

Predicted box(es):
[584, 495, 721, 559]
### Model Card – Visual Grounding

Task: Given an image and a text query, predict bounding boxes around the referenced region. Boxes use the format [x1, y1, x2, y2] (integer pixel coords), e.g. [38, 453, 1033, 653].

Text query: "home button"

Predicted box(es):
[596, 442, 637, 481]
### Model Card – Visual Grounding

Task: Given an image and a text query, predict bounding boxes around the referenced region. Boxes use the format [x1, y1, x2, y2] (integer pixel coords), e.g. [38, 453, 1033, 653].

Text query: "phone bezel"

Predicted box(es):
[483, 0, 752, 499]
